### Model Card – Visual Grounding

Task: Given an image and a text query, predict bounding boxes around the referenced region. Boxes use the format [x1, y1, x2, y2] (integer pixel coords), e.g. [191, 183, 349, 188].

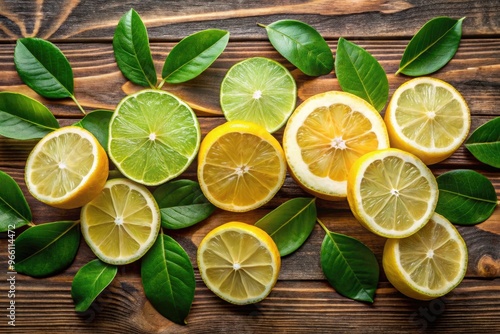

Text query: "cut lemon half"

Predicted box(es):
[197, 222, 281, 305]
[283, 91, 389, 200]
[385, 77, 471, 165]
[383, 213, 468, 300]
[25, 126, 108, 209]
[197, 120, 287, 212]
[220, 57, 297, 133]
[80, 178, 161, 265]
[109, 89, 200, 186]
[347, 148, 438, 238]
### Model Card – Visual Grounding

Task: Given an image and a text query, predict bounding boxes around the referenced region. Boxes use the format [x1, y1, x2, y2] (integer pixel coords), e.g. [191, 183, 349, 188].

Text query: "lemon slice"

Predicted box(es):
[385, 77, 471, 165]
[383, 213, 468, 300]
[347, 148, 438, 238]
[197, 222, 281, 305]
[283, 91, 389, 200]
[220, 57, 297, 133]
[80, 178, 161, 265]
[197, 120, 287, 212]
[24, 126, 109, 209]
[109, 89, 200, 186]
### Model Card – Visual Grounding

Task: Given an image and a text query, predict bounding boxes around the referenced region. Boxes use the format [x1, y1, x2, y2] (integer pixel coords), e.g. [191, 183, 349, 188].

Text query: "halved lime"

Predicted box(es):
[109, 90, 200, 186]
[220, 57, 297, 133]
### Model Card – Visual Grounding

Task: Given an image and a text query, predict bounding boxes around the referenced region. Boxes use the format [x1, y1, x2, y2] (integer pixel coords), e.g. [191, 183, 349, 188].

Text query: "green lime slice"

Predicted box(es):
[109, 90, 200, 186]
[220, 57, 297, 133]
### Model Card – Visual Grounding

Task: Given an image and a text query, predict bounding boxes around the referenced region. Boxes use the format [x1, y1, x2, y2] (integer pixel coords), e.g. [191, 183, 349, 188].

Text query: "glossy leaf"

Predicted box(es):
[255, 198, 316, 256]
[397, 17, 464, 76]
[260, 19, 333, 76]
[141, 234, 195, 325]
[335, 38, 389, 112]
[153, 179, 215, 229]
[113, 9, 157, 88]
[436, 170, 498, 225]
[321, 229, 379, 303]
[71, 259, 117, 312]
[15, 221, 80, 277]
[0, 92, 59, 140]
[14, 38, 74, 98]
[0, 170, 32, 232]
[74, 109, 113, 151]
[465, 117, 500, 168]
[162, 29, 229, 84]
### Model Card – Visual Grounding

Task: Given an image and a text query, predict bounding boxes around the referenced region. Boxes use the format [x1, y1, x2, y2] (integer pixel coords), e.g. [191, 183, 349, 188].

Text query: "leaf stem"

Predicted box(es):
[28, 221, 36, 227]
[157, 78, 167, 90]
[316, 218, 330, 234]
[70, 94, 86, 115]
[256, 23, 267, 29]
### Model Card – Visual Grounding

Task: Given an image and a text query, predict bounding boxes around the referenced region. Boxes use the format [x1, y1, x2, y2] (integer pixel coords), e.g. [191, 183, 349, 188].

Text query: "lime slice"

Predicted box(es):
[109, 90, 200, 186]
[220, 57, 297, 133]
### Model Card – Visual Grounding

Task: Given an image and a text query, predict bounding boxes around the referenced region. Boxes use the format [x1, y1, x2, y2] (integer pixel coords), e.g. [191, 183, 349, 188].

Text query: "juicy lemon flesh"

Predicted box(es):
[30, 133, 95, 198]
[297, 103, 380, 182]
[359, 156, 432, 232]
[84, 183, 155, 261]
[396, 83, 467, 149]
[202, 132, 283, 208]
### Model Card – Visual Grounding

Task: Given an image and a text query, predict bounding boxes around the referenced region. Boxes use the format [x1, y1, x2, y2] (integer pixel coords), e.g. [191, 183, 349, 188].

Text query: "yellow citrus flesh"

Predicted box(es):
[347, 148, 438, 238]
[383, 213, 468, 300]
[283, 91, 389, 200]
[385, 77, 471, 165]
[80, 178, 160, 265]
[197, 222, 281, 305]
[197, 120, 287, 212]
[25, 126, 108, 209]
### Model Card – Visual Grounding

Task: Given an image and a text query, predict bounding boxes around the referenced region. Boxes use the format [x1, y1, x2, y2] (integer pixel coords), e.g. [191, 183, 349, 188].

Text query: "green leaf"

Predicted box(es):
[436, 170, 498, 225]
[141, 234, 195, 325]
[71, 259, 117, 312]
[255, 198, 316, 256]
[74, 109, 113, 151]
[320, 226, 379, 303]
[113, 9, 157, 88]
[465, 117, 500, 168]
[162, 29, 229, 84]
[260, 19, 333, 76]
[153, 179, 215, 229]
[14, 38, 74, 99]
[397, 17, 464, 76]
[335, 38, 389, 112]
[0, 92, 59, 140]
[0, 170, 32, 232]
[15, 221, 80, 277]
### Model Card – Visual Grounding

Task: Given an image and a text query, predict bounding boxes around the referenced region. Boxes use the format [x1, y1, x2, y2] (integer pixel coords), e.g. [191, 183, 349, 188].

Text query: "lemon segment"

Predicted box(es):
[383, 213, 468, 300]
[347, 148, 438, 238]
[80, 178, 161, 265]
[197, 222, 281, 305]
[25, 126, 109, 209]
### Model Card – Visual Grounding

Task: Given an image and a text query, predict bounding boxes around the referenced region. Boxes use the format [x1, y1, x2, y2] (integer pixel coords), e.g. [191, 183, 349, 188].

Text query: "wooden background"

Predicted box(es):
[1, 0, 499, 333]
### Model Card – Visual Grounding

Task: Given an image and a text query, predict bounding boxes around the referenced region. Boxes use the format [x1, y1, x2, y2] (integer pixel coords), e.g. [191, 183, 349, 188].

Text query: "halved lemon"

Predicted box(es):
[25, 126, 109, 209]
[197, 222, 281, 305]
[347, 148, 438, 238]
[283, 91, 389, 200]
[197, 120, 287, 212]
[384, 77, 471, 165]
[80, 178, 161, 265]
[383, 213, 468, 300]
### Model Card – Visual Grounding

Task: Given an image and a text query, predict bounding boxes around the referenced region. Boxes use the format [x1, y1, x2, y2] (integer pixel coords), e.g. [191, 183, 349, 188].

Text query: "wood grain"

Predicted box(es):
[0, 0, 499, 332]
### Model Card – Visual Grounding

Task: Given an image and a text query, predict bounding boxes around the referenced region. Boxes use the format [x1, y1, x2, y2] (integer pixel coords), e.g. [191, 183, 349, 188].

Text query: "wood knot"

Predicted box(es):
[477, 255, 500, 277]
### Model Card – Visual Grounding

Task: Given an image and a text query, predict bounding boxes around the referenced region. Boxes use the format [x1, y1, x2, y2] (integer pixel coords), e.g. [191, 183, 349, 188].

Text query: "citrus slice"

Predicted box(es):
[220, 57, 297, 133]
[197, 221, 281, 305]
[383, 213, 468, 300]
[80, 178, 160, 265]
[197, 120, 287, 212]
[25, 126, 108, 209]
[347, 148, 438, 238]
[283, 91, 389, 200]
[108, 89, 200, 186]
[384, 77, 471, 165]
